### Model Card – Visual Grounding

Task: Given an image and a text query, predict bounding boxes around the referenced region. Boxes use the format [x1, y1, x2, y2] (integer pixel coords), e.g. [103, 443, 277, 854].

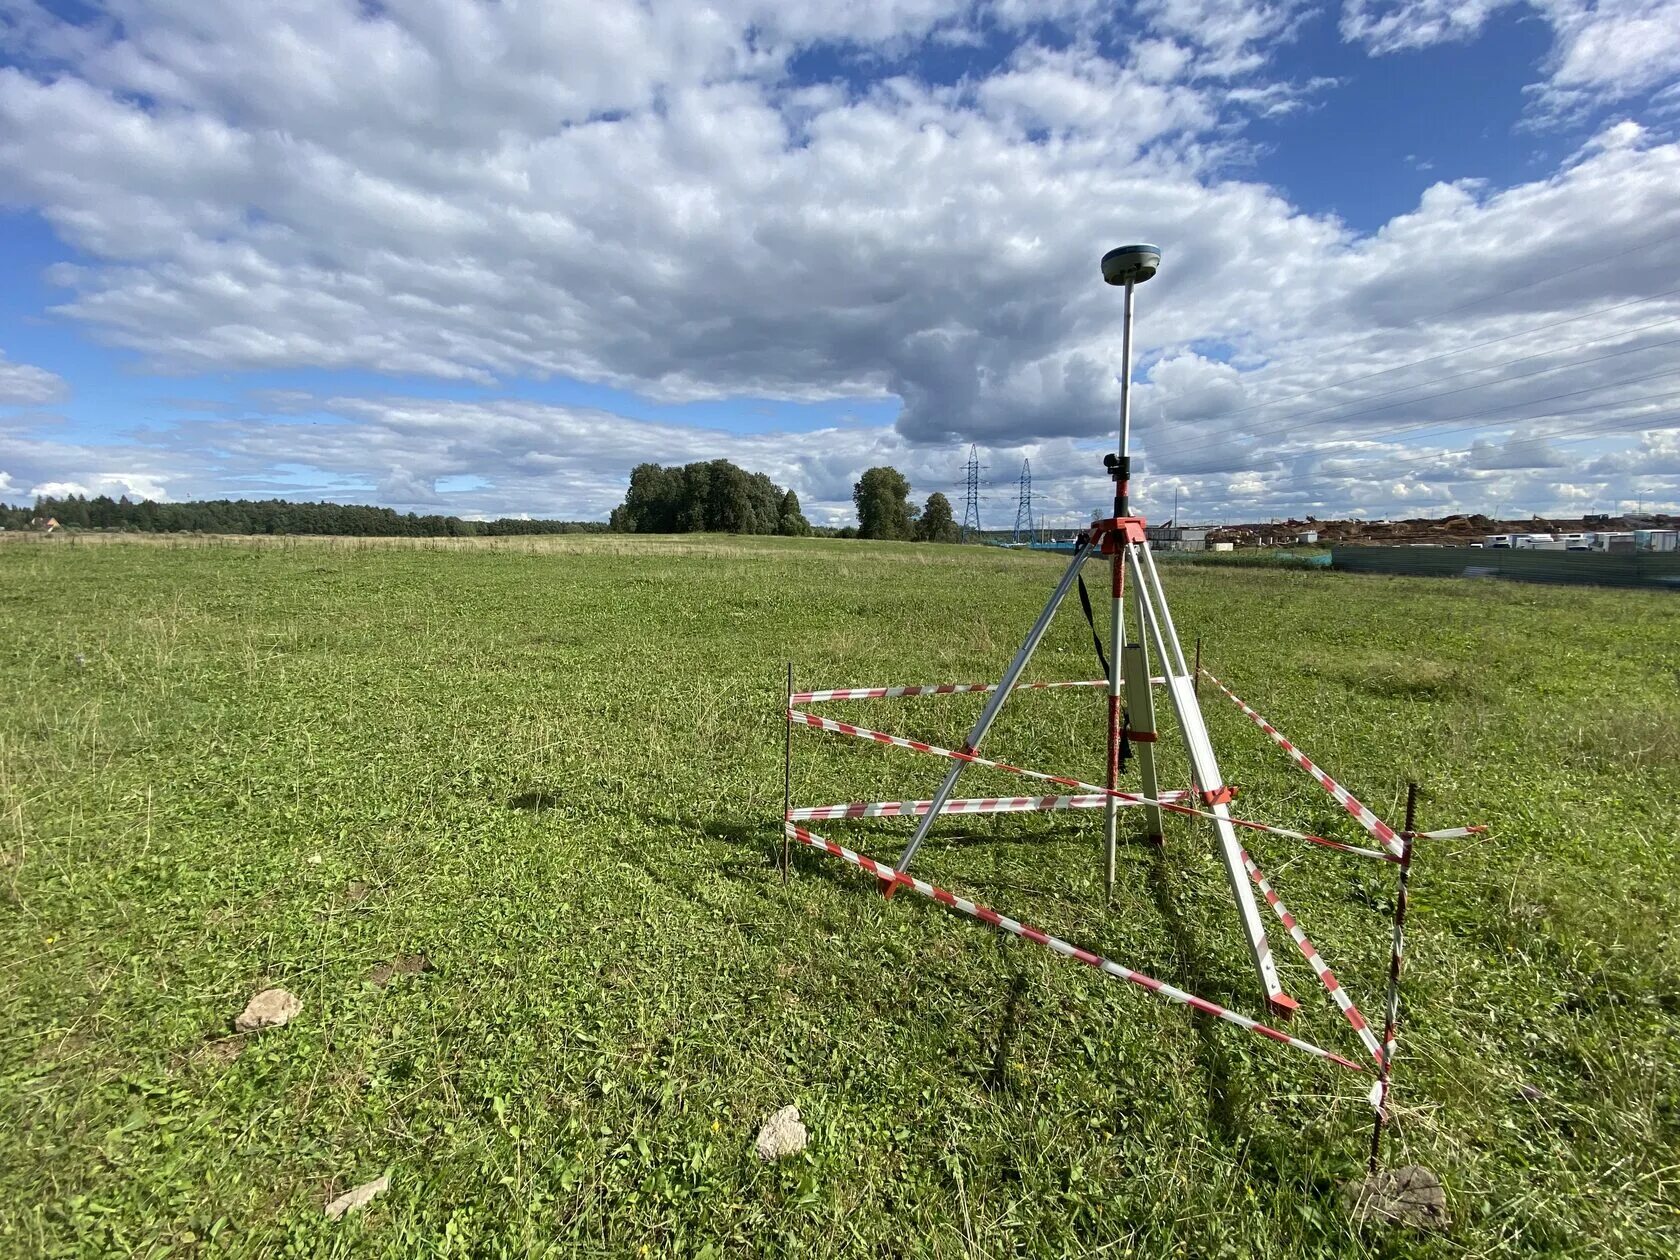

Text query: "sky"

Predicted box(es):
[1, 0, 1678, 528]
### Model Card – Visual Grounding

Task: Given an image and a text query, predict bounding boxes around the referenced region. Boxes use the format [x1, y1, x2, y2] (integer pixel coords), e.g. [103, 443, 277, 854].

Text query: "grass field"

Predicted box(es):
[3, 534, 1677, 1258]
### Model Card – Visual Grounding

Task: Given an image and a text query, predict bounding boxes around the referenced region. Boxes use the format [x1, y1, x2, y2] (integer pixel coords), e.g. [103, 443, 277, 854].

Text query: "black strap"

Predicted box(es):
[1076, 572, 1110, 677]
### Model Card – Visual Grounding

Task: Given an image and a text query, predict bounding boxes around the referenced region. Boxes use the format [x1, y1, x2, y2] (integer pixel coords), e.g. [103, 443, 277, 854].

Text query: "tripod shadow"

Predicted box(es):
[1142, 838, 1247, 1143]
[986, 969, 1031, 1093]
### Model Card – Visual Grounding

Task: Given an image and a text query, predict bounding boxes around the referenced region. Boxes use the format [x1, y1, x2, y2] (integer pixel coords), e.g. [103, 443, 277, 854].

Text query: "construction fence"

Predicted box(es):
[1331, 545, 1680, 590]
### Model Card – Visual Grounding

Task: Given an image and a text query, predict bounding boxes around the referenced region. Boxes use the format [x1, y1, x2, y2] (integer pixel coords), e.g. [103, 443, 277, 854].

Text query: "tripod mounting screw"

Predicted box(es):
[1101, 244, 1161, 286]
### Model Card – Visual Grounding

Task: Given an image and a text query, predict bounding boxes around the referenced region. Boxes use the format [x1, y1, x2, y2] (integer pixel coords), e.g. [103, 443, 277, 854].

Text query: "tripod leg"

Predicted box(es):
[1104, 550, 1125, 896]
[1121, 642, 1164, 844]
[892, 540, 1095, 882]
[1128, 542, 1290, 1012]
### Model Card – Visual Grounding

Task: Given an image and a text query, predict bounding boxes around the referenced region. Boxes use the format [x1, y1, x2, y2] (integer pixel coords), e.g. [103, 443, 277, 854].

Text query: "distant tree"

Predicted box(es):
[853, 466, 916, 541]
[777, 490, 810, 536]
[916, 492, 959, 543]
[833, 525, 858, 539]
[608, 459, 801, 535]
[706, 460, 759, 533]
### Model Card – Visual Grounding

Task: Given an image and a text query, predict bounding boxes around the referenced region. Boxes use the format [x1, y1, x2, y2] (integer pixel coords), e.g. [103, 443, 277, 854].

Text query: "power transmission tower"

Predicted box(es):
[960, 445, 984, 542]
[1012, 458, 1034, 543]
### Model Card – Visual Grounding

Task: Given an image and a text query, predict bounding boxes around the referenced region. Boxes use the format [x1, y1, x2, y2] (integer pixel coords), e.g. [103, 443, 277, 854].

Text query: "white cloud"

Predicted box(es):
[1340, 0, 1510, 52]
[0, 0, 1675, 522]
[23, 472, 169, 501]
[0, 349, 68, 405]
[28, 479, 91, 498]
[1341, 0, 1680, 117]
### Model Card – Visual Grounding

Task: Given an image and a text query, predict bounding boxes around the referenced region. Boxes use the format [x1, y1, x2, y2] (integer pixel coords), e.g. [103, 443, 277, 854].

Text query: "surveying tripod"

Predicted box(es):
[886, 245, 1293, 1016]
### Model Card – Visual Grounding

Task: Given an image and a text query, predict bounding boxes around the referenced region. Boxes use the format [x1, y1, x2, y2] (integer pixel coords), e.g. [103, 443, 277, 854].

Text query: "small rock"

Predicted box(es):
[233, 987, 301, 1033]
[306, 854, 323, 865]
[754, 1104, 808, 1161]
[324, 1173, 390, 1221]
[1346, 1164, 1449, 1231]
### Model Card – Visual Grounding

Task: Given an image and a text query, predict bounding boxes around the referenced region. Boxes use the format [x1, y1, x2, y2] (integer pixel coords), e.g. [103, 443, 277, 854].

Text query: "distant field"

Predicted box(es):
[2, 534, 1676, 1257]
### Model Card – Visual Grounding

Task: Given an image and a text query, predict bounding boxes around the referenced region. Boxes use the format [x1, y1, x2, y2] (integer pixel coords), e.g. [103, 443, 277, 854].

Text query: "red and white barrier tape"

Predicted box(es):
[787, 708, 1396, 862]
[786, 791, 1195, 822]
[1240, 849, 1384, 1064]
[1198, 670, 1404, 857]
[785, 822, 1363, 1073]
[1407, 825, 1488, 841]
[791, 679, 1108, 705]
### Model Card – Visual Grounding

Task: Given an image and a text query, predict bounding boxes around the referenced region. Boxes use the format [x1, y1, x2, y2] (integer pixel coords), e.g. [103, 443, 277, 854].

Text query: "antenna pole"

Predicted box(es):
[1116, 277, 1134, 518]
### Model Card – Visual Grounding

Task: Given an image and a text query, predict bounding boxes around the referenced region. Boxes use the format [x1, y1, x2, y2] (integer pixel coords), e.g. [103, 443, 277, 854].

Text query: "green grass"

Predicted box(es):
[2, 533, 1677, 1257]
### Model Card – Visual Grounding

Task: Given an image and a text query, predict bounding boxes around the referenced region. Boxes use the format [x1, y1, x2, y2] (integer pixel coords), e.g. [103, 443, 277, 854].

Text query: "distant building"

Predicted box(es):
[1296, 530, 1319, 544]
[1145, 523, 1211, 551]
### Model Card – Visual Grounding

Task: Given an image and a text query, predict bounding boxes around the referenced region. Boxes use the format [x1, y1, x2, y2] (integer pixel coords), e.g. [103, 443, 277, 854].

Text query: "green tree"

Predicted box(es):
[776, 490, 810, 536]
[853, 466, 916, 540]
[916, 491, 959, 542]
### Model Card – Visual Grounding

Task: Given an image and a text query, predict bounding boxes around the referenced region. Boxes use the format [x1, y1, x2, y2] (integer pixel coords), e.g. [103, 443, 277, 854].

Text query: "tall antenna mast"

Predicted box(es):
[960, 445, 984, 542]
[1013, 459, 1034, 543]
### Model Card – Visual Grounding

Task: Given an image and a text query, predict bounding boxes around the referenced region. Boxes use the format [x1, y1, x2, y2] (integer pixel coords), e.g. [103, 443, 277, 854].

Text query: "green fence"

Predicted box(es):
[1331, 545, 1680, 590]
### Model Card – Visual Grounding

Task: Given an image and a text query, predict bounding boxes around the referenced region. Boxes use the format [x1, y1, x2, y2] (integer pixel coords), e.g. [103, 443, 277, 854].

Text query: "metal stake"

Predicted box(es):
[782, 661, 793, 884]
[1369, 782, 1419, 1175]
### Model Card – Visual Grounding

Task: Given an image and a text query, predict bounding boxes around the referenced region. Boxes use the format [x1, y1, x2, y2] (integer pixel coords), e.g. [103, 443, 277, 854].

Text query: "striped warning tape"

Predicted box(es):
[784, 822, 1363, 1073]
[787, 708, 1397, 862]
[786, 791, 1194, 822]
[1240, 849, 1384, 1064]
[791, 680, 1107, 704]
[1197, 669, 1404, 858]
[1406, 825, 1488, 841]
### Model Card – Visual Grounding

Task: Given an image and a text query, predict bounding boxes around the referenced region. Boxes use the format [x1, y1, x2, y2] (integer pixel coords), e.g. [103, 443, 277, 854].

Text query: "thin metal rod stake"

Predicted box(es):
[895, 541, 1095, 877]
[1369, 782, 1419, 1175]
[782, 661, 793, 884]
[1104, 550, 1125, 898]
[1193, 637, 1202, 697]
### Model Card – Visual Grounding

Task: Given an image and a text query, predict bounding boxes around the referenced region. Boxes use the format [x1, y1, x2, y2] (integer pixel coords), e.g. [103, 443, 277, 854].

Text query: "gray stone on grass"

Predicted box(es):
[324, 1173, 390, 1221]
[233, 987, 301, 1033]
[754, 1105, 808, 1161]
[1347, 1164, 1449, 1231]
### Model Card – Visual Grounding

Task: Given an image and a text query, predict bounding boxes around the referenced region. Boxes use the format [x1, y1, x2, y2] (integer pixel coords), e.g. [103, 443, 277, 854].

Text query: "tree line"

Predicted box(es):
[7, 460, 962, 542]
[1, 494, 607, 537]
[609, 459, 959, 541]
